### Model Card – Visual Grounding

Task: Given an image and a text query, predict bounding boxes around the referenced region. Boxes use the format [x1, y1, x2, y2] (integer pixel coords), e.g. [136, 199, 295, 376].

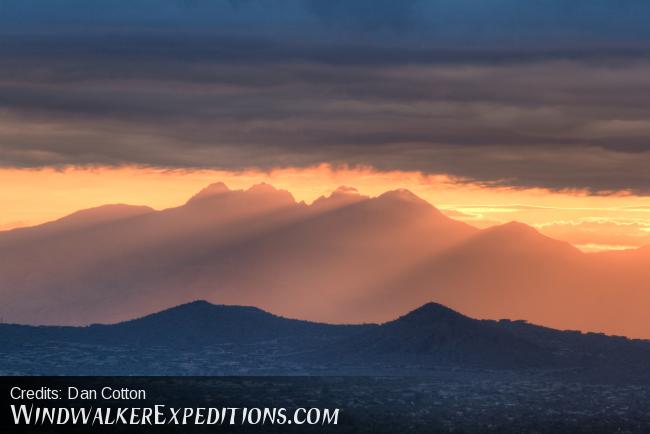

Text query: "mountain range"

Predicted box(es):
[1, 182, 649, 338]
[2, 301, 649, 379]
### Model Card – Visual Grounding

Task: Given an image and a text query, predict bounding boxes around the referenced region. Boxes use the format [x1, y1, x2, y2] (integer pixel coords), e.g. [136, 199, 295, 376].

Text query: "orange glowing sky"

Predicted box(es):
[3, 165, 650, 252]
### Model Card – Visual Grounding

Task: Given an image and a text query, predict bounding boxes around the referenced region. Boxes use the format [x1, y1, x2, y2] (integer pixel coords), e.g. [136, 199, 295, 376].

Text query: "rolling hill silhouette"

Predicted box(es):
[315, 302, 552, 368]
[0, 301, 368, 349]
[2, 301, 650, 378]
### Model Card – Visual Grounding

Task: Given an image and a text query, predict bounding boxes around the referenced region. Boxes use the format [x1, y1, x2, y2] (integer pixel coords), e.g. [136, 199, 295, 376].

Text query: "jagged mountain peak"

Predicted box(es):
[489, 220, 540, 235]
[311, 186, 367, 210]
[246, 182, 279, 193]
[186, 182, 231, 203]
[186, 181, 297, 208]
[245, 183, 297, 203]
[379, 188, 429, 204]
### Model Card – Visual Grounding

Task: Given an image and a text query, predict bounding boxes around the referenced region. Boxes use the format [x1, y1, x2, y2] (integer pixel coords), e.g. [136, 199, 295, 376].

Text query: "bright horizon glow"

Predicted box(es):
[2, 165, 650, 252]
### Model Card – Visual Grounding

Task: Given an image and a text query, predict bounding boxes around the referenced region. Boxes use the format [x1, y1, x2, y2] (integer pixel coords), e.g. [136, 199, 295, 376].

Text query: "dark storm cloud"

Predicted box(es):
[3, 1, 650, 193]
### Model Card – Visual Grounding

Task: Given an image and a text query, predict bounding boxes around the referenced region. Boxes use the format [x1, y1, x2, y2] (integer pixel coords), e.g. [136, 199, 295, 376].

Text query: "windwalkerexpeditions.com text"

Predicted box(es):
[10, 405, 340, 426]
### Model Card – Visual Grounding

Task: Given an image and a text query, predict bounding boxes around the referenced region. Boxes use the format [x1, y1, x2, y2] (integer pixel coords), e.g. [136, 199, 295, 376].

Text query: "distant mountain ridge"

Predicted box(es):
[1, 181, 650, 338]
[2, 301, 650, 379]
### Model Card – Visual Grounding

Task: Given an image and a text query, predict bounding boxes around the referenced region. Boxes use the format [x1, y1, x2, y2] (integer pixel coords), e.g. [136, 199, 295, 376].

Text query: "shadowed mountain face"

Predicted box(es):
[1, 182, 650, 337]
[2, 301, 650, 379]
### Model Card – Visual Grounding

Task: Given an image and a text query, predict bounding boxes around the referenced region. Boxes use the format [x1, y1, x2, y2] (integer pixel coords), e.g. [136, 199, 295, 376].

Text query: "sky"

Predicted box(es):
[2, 1, 650, 251]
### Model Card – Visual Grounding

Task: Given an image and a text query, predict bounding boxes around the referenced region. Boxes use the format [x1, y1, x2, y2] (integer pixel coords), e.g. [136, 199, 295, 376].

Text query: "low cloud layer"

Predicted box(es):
[3, 1, 650, 193]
